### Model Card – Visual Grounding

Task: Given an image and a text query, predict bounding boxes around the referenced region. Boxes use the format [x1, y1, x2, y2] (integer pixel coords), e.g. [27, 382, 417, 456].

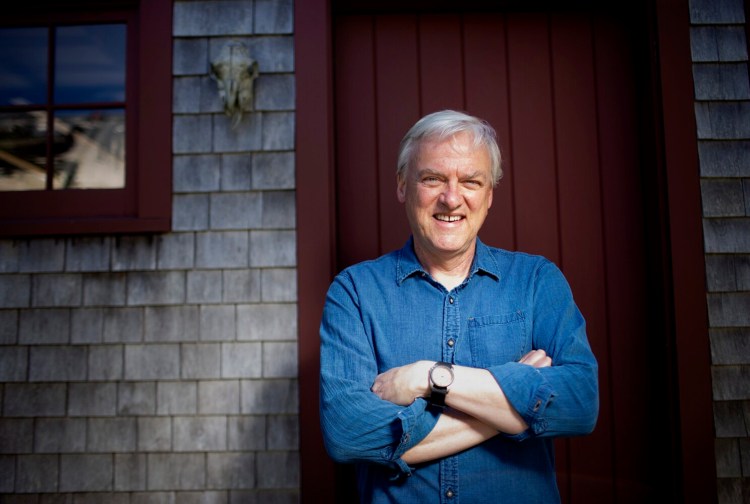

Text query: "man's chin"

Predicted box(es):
[424, 238, 474, 257]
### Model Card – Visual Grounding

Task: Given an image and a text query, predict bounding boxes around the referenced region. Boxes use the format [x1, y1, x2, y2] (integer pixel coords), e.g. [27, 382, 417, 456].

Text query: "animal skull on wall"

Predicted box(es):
[210, 42, 259, 128]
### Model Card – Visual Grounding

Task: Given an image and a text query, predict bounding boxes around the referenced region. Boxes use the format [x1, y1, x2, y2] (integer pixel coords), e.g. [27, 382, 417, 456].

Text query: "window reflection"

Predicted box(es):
[0, 109, 125, 191]
[0, 111, 47, 191]
[0, 27, 48, 106]
[53, 109, 125, 189]
[55, 24, 126, 104]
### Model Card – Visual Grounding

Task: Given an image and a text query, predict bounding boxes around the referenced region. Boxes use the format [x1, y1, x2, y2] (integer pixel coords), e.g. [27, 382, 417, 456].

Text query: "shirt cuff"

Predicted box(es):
[488, 362, 555, 440]
[388, 398, 441, 476]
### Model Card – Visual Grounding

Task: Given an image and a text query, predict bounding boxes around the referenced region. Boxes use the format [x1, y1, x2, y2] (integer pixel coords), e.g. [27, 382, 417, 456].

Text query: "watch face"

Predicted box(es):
[431, 365, 454, 388]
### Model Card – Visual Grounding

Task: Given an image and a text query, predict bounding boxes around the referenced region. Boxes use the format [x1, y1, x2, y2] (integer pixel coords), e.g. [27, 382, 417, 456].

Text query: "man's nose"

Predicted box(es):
[439, 182, 461, 208]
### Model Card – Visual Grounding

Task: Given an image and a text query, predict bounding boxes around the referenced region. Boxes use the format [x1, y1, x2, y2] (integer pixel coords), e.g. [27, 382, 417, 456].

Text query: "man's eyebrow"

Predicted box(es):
[462, 171, 487, 179]
[413, 168, 488, 180]
[414, 168, 442, 178]
[467, 170, 484, 178]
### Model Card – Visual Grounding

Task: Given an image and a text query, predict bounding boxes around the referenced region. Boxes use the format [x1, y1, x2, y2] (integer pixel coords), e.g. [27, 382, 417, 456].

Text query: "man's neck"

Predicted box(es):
[415, 242, 476, 291]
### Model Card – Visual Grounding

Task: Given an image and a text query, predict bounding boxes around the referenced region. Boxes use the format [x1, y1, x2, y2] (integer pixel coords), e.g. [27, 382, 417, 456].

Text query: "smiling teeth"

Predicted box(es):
[436, 215, 461, 222]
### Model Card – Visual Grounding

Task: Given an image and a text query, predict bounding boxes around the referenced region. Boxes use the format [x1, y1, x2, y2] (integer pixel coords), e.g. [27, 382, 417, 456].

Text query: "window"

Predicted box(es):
[1, 24, 127, 191]
[0, 1, 171, 236]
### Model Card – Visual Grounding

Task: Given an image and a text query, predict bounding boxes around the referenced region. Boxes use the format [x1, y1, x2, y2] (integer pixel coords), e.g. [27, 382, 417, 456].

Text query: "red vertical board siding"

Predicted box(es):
[334, 16, 380, 268]
[506, 14, 560, 263]
[418, 15, 465, 112]
[463, 13, 516, 251]
[301, 3, 713, 502]
[594, 15, 660, 501]
[655, 0, 715, 501]
[374, 15, 422, 255]
[550, 15, 613, 503]
[324, 6, 696, 502]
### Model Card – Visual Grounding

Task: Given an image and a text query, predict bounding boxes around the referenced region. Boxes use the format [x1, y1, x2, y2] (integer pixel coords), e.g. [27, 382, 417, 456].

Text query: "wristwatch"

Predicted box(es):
[428, 361, 454, 407]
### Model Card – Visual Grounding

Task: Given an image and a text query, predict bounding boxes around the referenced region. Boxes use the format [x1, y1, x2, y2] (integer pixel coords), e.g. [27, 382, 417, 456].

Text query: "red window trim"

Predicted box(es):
[0, 0, 171, 237]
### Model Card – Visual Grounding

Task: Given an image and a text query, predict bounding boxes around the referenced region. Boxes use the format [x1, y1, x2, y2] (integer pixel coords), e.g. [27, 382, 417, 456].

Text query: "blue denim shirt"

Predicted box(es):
[320, 238, 598, 503]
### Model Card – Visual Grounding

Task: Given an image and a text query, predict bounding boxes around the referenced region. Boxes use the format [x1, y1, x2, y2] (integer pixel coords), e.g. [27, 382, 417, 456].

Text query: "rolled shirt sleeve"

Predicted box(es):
[488, 260, 599, 440]
[319, 270, 441, 476]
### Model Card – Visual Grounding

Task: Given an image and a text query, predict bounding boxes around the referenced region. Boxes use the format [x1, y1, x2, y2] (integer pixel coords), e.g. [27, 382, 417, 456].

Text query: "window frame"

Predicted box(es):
[0, 0, 172, 236]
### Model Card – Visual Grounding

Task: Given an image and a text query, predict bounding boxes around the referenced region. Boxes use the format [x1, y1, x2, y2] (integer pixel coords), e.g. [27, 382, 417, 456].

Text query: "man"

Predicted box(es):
[320, 110, 598, 503]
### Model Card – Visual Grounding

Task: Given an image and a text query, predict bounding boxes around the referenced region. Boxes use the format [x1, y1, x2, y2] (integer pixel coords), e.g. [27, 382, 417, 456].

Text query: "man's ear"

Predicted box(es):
[396, 174, 406, 203]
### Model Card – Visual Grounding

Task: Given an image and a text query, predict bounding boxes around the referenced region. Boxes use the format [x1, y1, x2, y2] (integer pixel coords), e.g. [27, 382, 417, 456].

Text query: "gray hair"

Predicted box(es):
[397, 110, 503, 186]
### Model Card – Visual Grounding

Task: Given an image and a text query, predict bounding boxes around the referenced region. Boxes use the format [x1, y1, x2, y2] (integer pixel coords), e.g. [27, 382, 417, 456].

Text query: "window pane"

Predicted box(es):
[0, 111, 48, 191]
[55, 24, 126, 104]
[52, 109, 125, 189]
[0, 27, 48, 106]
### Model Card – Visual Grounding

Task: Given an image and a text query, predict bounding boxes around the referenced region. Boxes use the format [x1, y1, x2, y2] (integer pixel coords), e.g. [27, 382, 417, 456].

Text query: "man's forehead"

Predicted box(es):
[415, 134, 490, 166]
[416, 132, 489, 162]
[421, 130, 479, 150]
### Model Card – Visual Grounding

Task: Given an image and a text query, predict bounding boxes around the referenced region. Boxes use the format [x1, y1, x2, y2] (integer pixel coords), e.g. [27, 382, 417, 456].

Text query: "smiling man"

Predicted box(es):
[397, 129, 493, 290]
[320, 110, 599, 503]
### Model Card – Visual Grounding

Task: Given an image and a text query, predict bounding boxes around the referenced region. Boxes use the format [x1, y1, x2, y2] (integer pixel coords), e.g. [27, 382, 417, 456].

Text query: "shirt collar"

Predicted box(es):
[396, 236, 501, 285]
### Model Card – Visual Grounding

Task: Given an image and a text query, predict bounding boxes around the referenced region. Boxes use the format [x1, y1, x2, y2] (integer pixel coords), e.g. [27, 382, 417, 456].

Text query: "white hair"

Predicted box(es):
[397, 110, 503, 186]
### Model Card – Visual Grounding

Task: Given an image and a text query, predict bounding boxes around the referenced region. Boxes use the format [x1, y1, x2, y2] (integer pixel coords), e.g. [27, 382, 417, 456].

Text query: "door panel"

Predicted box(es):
[372, 16, 420, 254]
[419, 15, 465, 111]
[593, 15, 670, 501]
[333, 9, 671, 503]
[550, 14, 613, 502]
[463, 13, 515, 250]
[334, 16, 379, 264]
[506, 13, 561, 261]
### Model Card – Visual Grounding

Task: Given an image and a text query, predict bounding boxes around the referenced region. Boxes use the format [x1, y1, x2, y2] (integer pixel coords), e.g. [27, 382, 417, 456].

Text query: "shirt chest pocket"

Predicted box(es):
[467, 311, 528, 368]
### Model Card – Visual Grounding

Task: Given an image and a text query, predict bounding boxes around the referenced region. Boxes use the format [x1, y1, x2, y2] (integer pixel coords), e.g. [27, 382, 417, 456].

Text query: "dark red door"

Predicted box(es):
[332, 9, 677, 503]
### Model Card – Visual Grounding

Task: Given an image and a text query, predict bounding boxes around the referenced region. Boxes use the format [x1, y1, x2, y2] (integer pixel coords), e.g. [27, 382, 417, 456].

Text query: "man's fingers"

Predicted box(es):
[519, 349, 552, 368]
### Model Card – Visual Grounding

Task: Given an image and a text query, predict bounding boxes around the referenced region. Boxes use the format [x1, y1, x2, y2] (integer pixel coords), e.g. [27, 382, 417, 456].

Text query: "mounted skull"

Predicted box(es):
[210, 42, 259, 128]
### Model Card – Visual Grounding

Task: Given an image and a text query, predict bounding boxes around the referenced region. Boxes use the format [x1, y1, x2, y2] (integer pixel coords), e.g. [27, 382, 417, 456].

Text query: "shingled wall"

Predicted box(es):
[691, 0, 750, 502]
[0, 1, 298, 502]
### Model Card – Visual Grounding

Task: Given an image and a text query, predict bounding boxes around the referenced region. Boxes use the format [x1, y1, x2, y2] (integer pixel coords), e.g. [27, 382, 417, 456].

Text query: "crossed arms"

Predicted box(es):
[319, 261, 598, 473]
[370, 350, 551, 464]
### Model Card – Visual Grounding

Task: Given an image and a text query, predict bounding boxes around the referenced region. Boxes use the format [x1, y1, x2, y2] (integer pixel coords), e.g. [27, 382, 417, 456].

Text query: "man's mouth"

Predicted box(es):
[435, 214, 463, 222]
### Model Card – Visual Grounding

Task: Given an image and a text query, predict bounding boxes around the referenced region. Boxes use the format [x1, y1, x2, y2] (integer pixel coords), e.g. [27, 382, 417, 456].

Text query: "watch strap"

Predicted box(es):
[429, 386, 448, 406]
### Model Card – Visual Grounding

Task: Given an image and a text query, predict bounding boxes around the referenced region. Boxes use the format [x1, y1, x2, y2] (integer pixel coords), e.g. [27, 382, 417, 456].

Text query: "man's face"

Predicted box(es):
[397, 132, 493, 263]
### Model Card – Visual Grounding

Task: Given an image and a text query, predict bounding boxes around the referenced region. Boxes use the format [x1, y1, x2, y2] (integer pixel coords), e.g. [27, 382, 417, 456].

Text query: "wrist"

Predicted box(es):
[427, 361, 454, 407]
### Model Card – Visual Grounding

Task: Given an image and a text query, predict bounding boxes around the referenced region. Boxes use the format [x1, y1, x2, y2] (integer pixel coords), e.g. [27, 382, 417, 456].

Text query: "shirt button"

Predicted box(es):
[533, 399, 542, 411]
[445, 489, 455, 498]
[447, 338, 455, 347]
[449, 297, 454, 304]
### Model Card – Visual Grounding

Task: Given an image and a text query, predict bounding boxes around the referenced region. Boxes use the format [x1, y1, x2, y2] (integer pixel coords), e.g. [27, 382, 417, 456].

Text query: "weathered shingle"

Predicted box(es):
[704, 218, 750, 253]
[691, 26, 749, 62]
[698, 141, 750, 177]
[694, 102, 750, 139]
[693, 63, 750, 100]
[174, 1, 253, 37]
[689, 0, 747, 24]
[711, 328, 750, 364]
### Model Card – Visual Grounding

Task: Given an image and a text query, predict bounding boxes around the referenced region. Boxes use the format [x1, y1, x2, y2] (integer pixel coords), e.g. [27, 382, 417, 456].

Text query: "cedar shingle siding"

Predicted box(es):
[0, 0, 298, 501]
[691, 0, 750, 501]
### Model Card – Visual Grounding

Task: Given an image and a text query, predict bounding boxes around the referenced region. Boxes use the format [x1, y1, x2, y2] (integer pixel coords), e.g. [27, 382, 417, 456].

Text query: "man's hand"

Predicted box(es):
[371, 350, 551, 406]
[371, 360, 433, 406]
[518, 349, 552, 368]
